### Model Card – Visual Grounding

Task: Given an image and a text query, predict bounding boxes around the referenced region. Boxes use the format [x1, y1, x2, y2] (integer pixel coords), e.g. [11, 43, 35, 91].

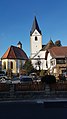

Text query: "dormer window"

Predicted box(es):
[35, 36, 38, 41]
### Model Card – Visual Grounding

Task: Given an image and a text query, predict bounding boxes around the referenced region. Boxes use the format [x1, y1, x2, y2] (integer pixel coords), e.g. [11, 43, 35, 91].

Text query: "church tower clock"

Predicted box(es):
[30, 16, 42, 58]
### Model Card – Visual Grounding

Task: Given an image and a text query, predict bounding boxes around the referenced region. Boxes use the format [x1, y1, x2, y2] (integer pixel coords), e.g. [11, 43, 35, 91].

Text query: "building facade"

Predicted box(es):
[1, 42, 28, 74]
[46, 46, 67, 79]
[30, 17, 67, 79]
[30, 16, 42, 58]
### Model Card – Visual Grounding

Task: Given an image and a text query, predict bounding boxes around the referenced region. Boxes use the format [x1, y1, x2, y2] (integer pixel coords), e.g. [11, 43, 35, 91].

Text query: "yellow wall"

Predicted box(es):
[2, 59, 17, 73]
[2, 59, 25, 74]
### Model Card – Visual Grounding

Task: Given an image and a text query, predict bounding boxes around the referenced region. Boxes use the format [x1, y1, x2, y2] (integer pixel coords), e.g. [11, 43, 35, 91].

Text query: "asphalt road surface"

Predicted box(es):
[0, 101, 67, 119]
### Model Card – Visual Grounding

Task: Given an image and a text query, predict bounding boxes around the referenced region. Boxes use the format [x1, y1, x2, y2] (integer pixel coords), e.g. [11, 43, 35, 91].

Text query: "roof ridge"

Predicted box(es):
[1, 45, 28, 59]
[1, 46, 11, 59]
[10, 46, 17, 58]
[7, 46, 12, 58]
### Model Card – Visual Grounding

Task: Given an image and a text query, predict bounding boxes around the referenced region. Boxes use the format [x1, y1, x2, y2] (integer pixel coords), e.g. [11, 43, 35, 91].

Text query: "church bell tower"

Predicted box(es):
[30, 16, 42, 58]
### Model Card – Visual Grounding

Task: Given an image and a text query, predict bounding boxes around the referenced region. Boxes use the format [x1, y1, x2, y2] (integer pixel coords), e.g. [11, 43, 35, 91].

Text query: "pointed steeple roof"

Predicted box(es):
[17, 41, 22, 45]
[17, 41, 22, 49]
[30, 16, 42, 35]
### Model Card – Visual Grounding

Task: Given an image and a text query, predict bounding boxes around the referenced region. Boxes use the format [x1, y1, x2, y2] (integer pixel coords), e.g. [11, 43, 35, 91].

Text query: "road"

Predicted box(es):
[0, 101, 67, 119]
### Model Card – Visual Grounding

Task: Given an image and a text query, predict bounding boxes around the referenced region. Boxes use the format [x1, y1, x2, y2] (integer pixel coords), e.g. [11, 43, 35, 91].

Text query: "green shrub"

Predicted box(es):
[41, 75, 56, 84]
[59, 74, 66, 81]
[40, 70, 45, 76]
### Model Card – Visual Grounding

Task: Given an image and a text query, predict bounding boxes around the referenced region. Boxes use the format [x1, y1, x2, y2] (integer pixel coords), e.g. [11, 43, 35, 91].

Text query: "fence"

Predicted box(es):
[0, 82, 67, 100]
[0, 82, 67, 92]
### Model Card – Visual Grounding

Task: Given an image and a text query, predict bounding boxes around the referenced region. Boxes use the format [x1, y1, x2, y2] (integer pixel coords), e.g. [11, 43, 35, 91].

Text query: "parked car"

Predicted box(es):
[0, 78, 6, 83]
[29, 73, 41, 83]
[0, 71, 5, 76]
[29, 73, 37, 79]
[32, 76, 41, 84]
[0, 76, 12, 84]
[0, 76, 8, 79]
[20, 76, 33, 84]
[12, 77, 21, 84]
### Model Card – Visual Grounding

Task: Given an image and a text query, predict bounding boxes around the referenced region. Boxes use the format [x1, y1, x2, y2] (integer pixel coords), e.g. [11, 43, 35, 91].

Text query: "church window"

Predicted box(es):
[3, 62, 6, 69]
[35, 36, 38, 41]
[10, 61, 13, 69]
[51, 59, 55, 66]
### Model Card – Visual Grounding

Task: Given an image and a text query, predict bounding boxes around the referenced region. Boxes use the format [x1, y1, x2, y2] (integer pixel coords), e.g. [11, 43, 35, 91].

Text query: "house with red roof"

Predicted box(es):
[30, 40, 55, 70]
[30, 26, 67, 77]
[30, 17, 67, 79]
[44, 46, 67, 79]
[1, 41, 28, 74]
[32, 45, 67, 79]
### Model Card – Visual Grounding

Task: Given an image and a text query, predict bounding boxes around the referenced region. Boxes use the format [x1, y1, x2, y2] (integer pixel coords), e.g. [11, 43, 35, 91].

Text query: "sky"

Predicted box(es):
[0, 0, 67, 58]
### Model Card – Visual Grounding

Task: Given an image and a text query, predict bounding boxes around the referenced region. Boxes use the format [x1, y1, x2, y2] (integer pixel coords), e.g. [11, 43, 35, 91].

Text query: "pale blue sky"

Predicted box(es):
[0, 0, 67, 57]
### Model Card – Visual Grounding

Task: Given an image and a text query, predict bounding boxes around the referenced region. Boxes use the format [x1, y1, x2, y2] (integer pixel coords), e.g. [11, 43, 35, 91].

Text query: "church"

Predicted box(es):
[1, 41, 28, 74]
[30, 17, 67, 79]
[1, 16, 67, 79]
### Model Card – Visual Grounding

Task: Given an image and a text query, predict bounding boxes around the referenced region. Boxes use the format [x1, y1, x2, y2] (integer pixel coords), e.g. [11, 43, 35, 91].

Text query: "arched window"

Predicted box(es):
[10, 61, 13, 69]
[35, 36, 38, 41]
[3, 62, 6, 69]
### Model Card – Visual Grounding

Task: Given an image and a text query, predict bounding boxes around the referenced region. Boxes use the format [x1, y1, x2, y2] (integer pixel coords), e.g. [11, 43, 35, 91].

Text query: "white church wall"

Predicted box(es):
[30, 29, 42, 58]
[47, 52, 56, 73]
[16, 60, 25, 73]
[31, 50, 48, 70]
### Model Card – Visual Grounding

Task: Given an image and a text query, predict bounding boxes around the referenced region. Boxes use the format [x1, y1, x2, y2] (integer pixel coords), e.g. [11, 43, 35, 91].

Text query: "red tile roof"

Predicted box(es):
[1, 45, 28, 60]
[41, 40, 55, 51]
[49, 46, 67, 58]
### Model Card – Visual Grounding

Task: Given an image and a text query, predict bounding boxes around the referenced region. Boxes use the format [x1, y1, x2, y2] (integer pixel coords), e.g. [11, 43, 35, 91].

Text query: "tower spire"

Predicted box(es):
[30, 17, 42, 58]
[17, 41, 22, 49]
[30, 16, 41, 36]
